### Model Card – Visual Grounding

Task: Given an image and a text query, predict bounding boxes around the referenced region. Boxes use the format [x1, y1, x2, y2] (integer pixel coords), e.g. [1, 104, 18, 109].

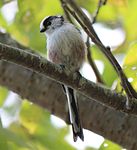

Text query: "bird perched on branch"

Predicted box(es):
[40, 15, 86, 142]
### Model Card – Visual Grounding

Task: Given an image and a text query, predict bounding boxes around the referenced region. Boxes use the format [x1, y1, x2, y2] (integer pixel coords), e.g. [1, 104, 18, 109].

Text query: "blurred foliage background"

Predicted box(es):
[0, 0, 137, 149]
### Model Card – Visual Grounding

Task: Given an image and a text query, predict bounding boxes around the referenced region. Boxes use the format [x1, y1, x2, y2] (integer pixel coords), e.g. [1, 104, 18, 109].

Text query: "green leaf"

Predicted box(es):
[8, 0, 63, 53]
[99, 140, 122, 150]
[121, 0, 137, 41]
[119, 43, 137, 90]
[76, 0, 97, 13]
[0, 12, 7, 28]
[0, 86, 8, 107]
[0, 125, 32, 150]
[0, 1, 2, 7]
[0, 128, 8, 150]
[19, 100, 75, 150]
[92, 46, 117, 86]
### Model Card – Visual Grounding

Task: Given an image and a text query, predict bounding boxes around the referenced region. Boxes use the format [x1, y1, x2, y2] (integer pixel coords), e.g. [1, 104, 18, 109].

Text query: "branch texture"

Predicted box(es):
[1, 42, 137, 115]
[0, 33, 137, 149]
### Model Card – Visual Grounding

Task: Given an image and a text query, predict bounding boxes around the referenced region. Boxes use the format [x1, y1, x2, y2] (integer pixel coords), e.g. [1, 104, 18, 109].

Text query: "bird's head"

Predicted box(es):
[40, 15, 64, 35]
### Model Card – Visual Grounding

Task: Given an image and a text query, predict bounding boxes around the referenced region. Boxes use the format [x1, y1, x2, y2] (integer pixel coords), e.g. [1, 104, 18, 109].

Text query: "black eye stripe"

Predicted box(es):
[42, 16, 64, 29]
[43, 16, 56, 27]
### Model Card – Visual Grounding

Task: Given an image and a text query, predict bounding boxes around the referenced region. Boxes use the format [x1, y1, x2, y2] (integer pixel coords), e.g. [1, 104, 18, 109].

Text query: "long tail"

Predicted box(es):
[64, 85, 84, 142]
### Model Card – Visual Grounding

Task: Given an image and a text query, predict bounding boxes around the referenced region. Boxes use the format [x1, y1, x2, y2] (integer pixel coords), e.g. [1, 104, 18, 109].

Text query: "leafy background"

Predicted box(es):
[0, 0, 137, 149]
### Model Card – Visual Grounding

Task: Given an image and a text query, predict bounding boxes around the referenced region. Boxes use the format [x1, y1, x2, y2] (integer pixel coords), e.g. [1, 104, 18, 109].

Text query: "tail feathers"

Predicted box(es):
[64, 86, 84, 142]
[72, 122, 84, 142]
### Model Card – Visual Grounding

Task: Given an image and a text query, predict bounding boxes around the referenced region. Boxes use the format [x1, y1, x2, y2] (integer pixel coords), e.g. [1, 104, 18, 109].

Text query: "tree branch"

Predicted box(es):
[1, 42, 137, 115]
[86, 0, 106, 83]
[0, 33, 137, 149]
[64, 0, 137, 106]
[60, 0, 73, 24]
[86, 0, 106, 84]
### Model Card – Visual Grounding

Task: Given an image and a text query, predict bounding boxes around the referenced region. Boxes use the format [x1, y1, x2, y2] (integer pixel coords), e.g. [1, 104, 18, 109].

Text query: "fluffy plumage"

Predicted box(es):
[40, 15, 86, 141]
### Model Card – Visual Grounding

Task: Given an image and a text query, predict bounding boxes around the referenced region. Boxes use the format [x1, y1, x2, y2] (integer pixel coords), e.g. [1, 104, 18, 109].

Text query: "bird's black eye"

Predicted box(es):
[46, 21, 51, 26]
[43, 17, 52, 28]
[43, 21, 51, 27]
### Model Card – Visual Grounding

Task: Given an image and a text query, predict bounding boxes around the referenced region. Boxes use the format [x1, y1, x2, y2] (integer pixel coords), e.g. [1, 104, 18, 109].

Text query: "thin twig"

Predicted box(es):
[64, 0, 137, 107]
[65, 5, 105, 84]
[60, 0, 73, 23]
[86, 0, 107, 83]
[92, 0, 107, 24]
[86, 37, 104, 83]
[61, 1, 104, 83]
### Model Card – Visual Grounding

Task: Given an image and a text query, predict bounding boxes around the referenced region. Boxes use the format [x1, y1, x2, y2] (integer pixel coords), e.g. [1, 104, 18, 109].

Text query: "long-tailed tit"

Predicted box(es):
[40, 15, 86, 142]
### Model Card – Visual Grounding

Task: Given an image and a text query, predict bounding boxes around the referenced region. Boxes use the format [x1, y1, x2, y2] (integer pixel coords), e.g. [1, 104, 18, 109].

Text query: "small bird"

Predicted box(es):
[40, 15, 86, 142]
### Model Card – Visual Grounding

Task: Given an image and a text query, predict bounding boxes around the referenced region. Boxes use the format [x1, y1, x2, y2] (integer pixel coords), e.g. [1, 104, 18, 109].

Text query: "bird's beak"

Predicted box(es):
[40, 28, 46, 33]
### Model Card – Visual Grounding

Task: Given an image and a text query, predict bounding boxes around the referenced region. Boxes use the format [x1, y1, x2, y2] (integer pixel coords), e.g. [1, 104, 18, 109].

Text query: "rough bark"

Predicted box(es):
[1, 40, 137, 115]
[0, 32, 137, 149]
